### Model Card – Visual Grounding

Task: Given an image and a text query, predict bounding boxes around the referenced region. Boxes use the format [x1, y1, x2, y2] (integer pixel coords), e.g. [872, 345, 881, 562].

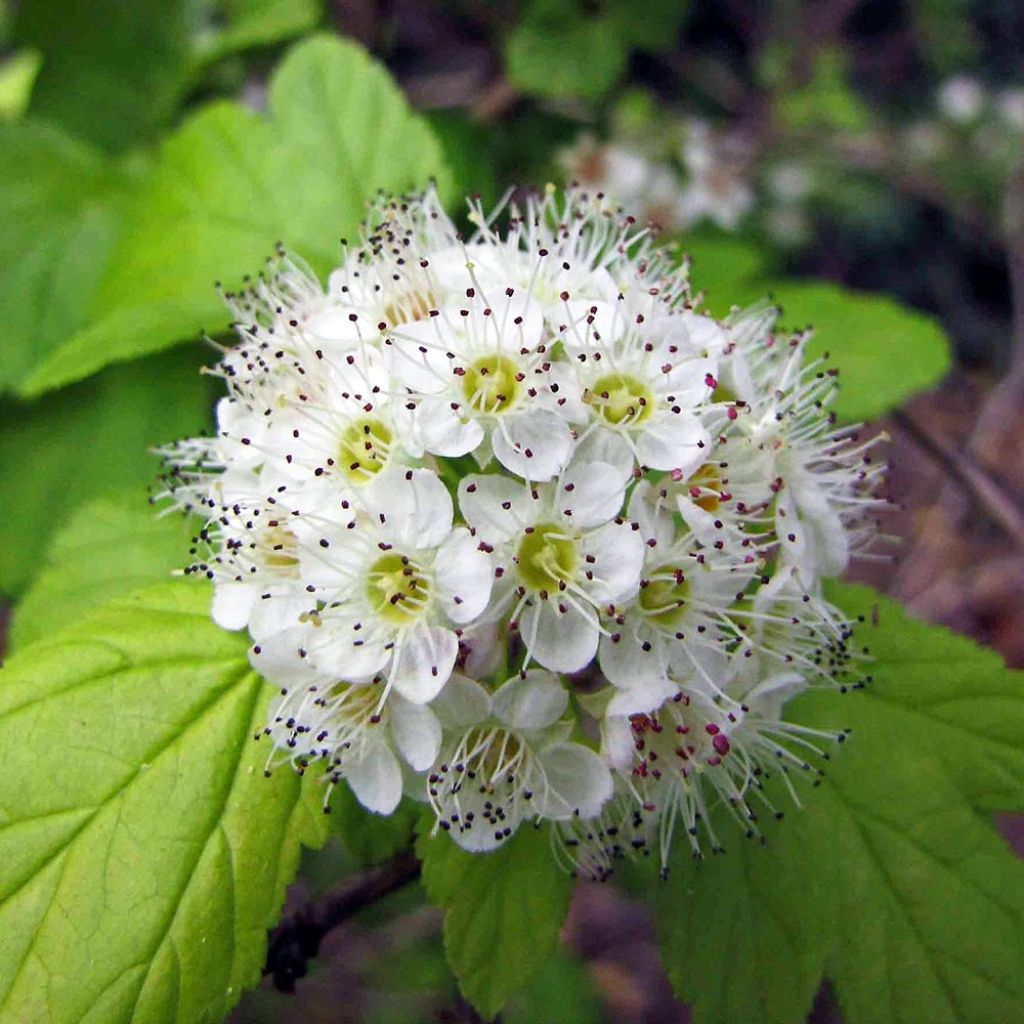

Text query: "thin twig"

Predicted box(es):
[263, 847, 422, 993]
[892, 409, 1024, 549]
[970, 157, 1024, 442]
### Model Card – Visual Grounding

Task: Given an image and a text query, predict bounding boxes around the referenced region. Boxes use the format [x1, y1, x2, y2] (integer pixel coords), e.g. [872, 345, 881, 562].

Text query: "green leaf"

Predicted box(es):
[0, 582, 328, 1023]
[762, 281, 951, 420]
[681, 229, 772, 316]
[606, 0, 689, 50]
[329, 786, 421, 867]
[10, 491, 193, 650]
[14, 0, 192, 151]
[803, 743, 1024, 1024]
[655, 811, 830, 1024]
[819, 583, 1024, 810]
[776, 50, 871, 134]
[505, 0, 686, 100]
[191, 0, 322, 65]
[652, 583, 1024, 1024]
[504, 946, 602, 1024]
[19, 34, 450, 397]
[790, 583, 1024, 1024]
[0, 344, 215, 595]
[0, 120, 132, 392]
[418, 824, 575, 1019]
[505, 2, 627, 100]
[0, 48, 41, 120]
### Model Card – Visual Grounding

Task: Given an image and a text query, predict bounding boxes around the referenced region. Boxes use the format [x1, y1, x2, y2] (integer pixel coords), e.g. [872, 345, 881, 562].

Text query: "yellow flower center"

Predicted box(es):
[638, 565, 691, 627]
[258, 526, 300, 575]
[462, 354, 521, 415]
[585, 373, 654, 426]
[517, 524, 578, 592]
[366, 553, 430, 624]
[339, 417, 393, 484]
[686, 463, 723, 513]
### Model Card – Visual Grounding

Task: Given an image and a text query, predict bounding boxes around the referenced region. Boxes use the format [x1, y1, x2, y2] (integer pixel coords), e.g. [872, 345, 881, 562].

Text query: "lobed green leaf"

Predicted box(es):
[505, 0, 687, 100]
[190, 0, 322, 66]
[10, 491, 194, 650]
[0, 582, 327, 1024]
[329, 787, 422, 868]
[18, 34, 450, 397]
[0, 120, 133, 393]
[655, 583, 1024, 1024]
[763, 281, 951, 421]
[418, 823, 574, 1019]
[14, 0, 193, 152]
[0, 345, 215, 595]
[655, 810, 830, 1024]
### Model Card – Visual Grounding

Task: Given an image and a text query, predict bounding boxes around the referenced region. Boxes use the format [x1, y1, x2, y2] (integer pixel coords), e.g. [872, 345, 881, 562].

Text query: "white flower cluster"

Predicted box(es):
[160, 187, 886, 873]
[559, 119, 753, 233]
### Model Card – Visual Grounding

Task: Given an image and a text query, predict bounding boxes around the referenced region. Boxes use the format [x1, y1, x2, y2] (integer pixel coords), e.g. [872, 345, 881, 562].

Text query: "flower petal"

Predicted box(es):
[492, 410, 573, 481]
[636, 411, 709, 473]
[385, 319, 454, 394]
[535, 742, 613, 820]
[390, 624, 458, 703]
[605, 677, 678, 716]
[211, 581, 256, 631]
[519, 600, 598, 674]
[430, 673, 492, 728]
[390, 697, 443, 771]
[680, 311, 728, 358]
[627, 479, 676, 550]
[598, 626, 670, 692]
[570, 429, 634, 482]
[371, 468, 453, 549]
[556, 459, 630, 528]
[416, 398, 484, 457]
[492, 671, 568, 730]
[602, 715, 636, 771]
[248, 592, 310, 642]
[247, 627, 324, 689]
[435, 527, 494, 624]
[578, 520, 645, 604]
[346, 742, 403, 815]
[458, 473, 536, 543]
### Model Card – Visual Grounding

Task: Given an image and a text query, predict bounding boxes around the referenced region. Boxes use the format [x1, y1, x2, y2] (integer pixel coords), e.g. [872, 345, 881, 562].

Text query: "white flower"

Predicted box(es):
[427, 672, 613, 851]
[559, 134, 684, 228]
[458, 453, 644, 673]
[552, 785, 648, 880]
[714, 307, 889, 578]
[254, 347, 419, 493]
[937, 75, 985, 123]
[157, 185, 887, 871]
[598, 492, 760, 709]
[385, 291, 576, 480]
[676, 119, 753, 231]
[728, 566, 857, 684]
[460, 188, 645, 320]
[255, 652, 442, 815]
[253, 468, 492, 703]
[560, 300, 721, 475]
[603, 658, 848, 866]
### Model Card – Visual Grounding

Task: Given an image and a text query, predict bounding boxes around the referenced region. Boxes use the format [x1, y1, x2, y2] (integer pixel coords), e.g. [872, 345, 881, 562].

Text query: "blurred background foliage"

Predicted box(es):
[1, 0, 1022, 1020]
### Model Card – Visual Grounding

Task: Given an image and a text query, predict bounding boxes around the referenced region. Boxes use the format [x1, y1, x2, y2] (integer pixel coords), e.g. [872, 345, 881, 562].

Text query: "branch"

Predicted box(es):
[892, 409, 1024, 549]
[264, 847, 422, 993]
[968, 156, 1024, 444]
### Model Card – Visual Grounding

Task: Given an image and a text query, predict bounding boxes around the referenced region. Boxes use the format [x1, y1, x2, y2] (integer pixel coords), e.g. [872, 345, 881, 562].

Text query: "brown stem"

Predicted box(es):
[263, 847, 422, 993]
[892, 409, 1024, 549]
